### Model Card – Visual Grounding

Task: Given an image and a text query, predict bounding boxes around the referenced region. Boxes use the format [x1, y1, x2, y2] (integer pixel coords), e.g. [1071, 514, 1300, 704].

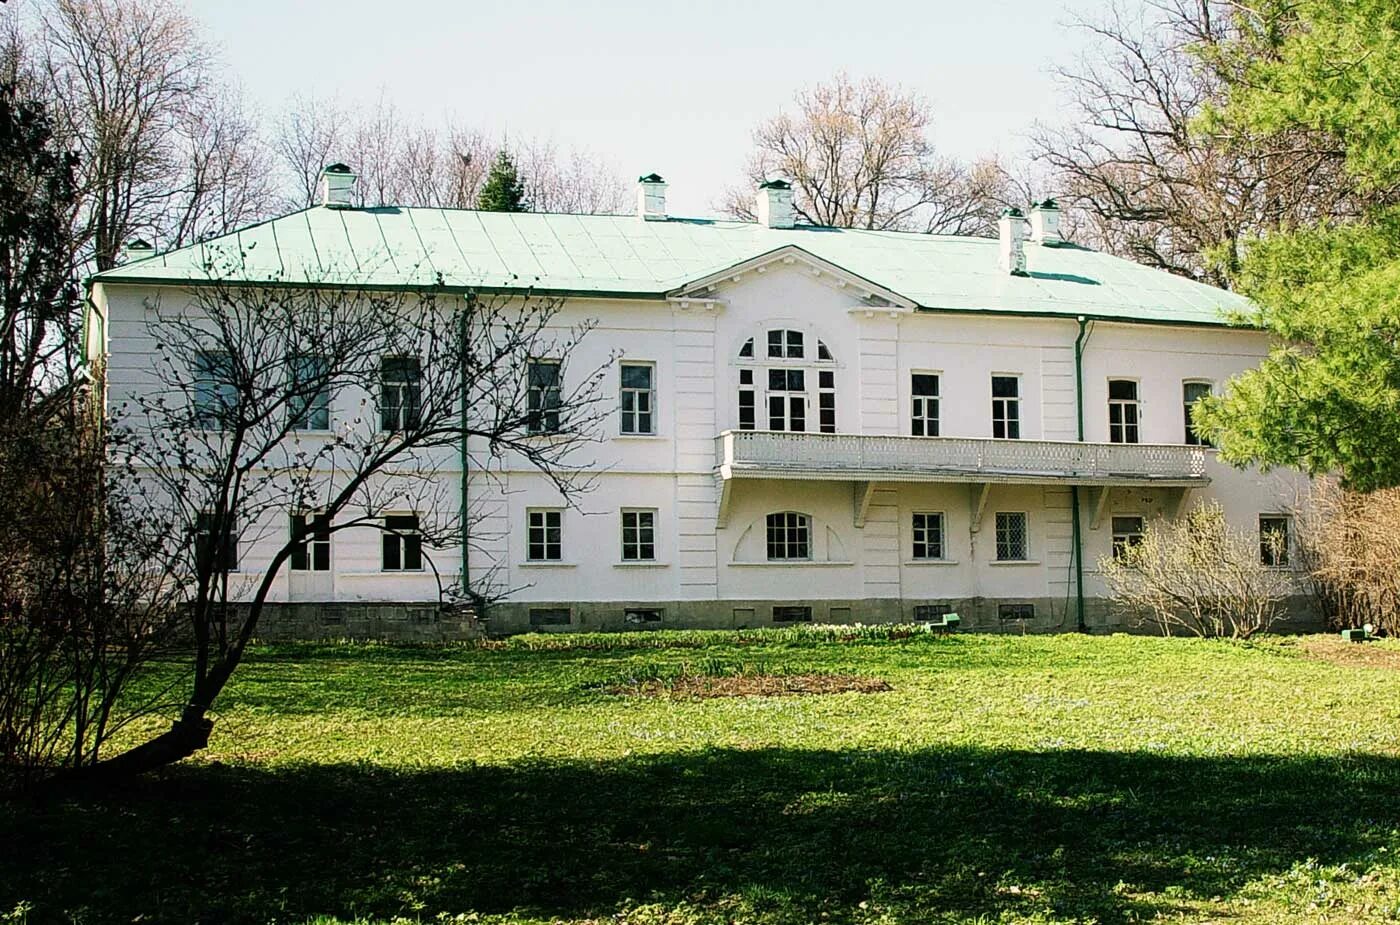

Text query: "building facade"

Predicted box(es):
[87, 170, 1312, 636]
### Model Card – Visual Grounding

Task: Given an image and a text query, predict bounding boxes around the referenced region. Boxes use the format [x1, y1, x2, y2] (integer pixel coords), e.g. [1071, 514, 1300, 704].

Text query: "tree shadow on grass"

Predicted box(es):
[4, 746, 1398, 924]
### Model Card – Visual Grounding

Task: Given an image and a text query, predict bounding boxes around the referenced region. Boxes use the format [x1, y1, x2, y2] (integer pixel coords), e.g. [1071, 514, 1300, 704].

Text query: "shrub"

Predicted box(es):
[1100, 502, 1293, 639]
[1295, 482, 1400, 634]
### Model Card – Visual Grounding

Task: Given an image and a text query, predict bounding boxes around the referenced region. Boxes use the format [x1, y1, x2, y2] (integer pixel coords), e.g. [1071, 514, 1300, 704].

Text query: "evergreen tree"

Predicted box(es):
[476, 150, 529, 212]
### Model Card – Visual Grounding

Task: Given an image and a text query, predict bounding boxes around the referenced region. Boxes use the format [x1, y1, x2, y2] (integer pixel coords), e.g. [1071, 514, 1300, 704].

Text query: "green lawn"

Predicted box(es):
[6, 630, 1400, 924]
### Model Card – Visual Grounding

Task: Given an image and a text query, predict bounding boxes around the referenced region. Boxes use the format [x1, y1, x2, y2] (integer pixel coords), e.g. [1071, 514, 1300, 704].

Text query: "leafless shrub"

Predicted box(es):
[1100, 501, 1293, 639]
[1295, 482, 1400, 634]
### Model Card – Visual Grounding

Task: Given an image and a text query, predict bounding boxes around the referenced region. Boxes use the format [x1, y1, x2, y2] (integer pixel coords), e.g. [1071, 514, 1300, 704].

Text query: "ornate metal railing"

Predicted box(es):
[716, 430, 1208, 483]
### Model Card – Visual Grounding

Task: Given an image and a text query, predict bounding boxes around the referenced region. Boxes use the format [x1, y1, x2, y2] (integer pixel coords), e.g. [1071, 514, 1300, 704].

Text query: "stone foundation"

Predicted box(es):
[253, 602, 482, 642]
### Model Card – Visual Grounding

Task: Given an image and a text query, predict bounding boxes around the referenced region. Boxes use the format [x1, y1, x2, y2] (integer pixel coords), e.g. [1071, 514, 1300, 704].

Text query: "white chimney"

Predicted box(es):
[1029, 199, 1062, 246]
[755, 179, 795, 229]
[319, 163, 357, 209]
[637, 173, 667, 221]
[119, 239, 155, 264]
[999, 207, 1028, 276]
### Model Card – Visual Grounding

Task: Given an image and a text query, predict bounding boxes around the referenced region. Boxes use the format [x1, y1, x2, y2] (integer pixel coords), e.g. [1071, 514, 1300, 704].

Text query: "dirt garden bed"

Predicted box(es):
[1299, 635, 1400, 671]
[609, 672, 893, 699]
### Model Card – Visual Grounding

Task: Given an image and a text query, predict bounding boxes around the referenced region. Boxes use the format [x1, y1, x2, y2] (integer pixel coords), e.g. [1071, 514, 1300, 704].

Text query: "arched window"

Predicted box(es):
[766, 512, 811, 560]
[738, 328, 836, 433]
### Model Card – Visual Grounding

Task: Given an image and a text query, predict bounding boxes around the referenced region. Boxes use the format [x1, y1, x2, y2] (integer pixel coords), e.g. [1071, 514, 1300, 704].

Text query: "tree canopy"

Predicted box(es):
[476, 150, 529, 213]
[1196, 0, 1400, 490]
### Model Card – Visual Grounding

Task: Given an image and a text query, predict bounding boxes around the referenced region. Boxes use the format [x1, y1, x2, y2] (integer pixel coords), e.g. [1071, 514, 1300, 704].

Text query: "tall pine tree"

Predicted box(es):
[476, 150, 528, 212]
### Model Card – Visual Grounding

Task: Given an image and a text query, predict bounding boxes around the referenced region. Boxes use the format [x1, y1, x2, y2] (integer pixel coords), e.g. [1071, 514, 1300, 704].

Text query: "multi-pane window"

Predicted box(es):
[382, 514, 423, 571]
[621, 509, 656, 561]
[995, 512, 1028, 561]
[912, 512, 945, 560]
[380, 356, 422, 432]
[765, 512, 811, 560]
[738, 369, 756, 430]
[291, 512, 331, 571]
[912, 373, 940, 436]
[1111, 516, 1145, 561]
[620, 363, 655, 435]
[527, 360, 561, 433]
[739, 338, 754, 358]
[193, 350, 238, 430]
[1260, 515, 1290, 567]
[289, 354, 330, 431]
[527, 509, 563, 561]
[196, 511, 238, 572]
[1108, 379, 1140, 444]
[1183, 381, 1213, 446]
[767, 368, 806, 431]
[818, 370, 836, 433]
[767, 329, 804, 359]
[991, 375, 1021, 439]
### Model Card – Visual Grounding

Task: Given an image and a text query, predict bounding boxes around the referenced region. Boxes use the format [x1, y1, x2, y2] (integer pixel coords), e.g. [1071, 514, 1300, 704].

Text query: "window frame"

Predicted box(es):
[526, 358, 562, 434]
[527, 508, 564, 562]
[381, 513, 423, 572]
[911, 372, 940, 437]
[193, 349, 238, 431]
[288, 353, 331, 432]
[380, 356, 423, 433]
[291, 511, 331, 572]
[620, 508, 657, 562]
[195, 510, 238, 573]
[911, 511, 946, 561]
[994, 511, 1029, 562]
[991, 374, 1021, 440]
[1259, 514, 1291, 567]
[766, 367, 807, 432]
[1182, 380, 1214, 447]
[765, 511, 812, 561]
[1107, 377, 1141, 444]
[619, 361, 656, 436]
[1110, 514, 1145, 561]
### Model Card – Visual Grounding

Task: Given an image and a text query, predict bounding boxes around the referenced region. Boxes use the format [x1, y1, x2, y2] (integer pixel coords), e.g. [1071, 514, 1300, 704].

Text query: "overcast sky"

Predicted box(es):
[188, 0, 1118, 217]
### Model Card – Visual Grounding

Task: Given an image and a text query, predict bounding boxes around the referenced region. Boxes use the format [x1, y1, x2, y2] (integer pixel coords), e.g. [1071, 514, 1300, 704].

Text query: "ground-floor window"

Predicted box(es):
[382, 514, 422, 571]
[528, 509, 563, 562]
[911, 512, 945, 560]
[1259, 515, 1290, 567]
[1111, 516, 1145, 560]
[291, 511, 331, 571]
[621, 508, 656, 561]
[196, 510, 238, 572]
[995, 512, 1028, 561]
[766, 512, 811, 560]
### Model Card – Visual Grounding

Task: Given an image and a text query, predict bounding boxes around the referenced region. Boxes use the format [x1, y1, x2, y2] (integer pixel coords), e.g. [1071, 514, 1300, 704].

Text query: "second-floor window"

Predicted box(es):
[380, 357, 422, 432]
[1183, 381, 1213, 446]
[193, 350, 237, 430]
[289, 354, 330, 431]
[291, 511, 330, 571]
[527, 360, 561, 434]
[766, 512, 811, 560]
[768, 368, 806, 432]
[620, 363, 655, 435]
[912, 373, 939, 436]
[768, 328, 804, 358]
[1108, 379, 1140, 444]
[738, 369, 756, 430]
[992, 375, 1021, 439]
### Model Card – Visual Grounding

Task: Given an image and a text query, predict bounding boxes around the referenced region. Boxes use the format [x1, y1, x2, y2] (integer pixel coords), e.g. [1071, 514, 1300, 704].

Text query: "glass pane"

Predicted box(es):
[1108, 379, 1138, 400]
[992, 376, 1018, 398]
[912, 374, 938, 396]
[621, 364, 651, 389]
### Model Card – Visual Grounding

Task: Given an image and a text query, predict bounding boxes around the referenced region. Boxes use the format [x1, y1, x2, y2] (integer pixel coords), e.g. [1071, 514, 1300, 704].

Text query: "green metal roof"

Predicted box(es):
[92, 205, 1254, 327]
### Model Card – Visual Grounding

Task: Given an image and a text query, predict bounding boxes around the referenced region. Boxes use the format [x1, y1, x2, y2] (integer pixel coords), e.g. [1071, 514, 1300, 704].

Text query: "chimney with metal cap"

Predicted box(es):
[755, 179, 795, 229]
[320, 163, 357, 208]
[1028, 199, 1062, 246]
[120, 239, 155, 264]
[637, 173, 667, 221]
[999, 207, 1028, 276]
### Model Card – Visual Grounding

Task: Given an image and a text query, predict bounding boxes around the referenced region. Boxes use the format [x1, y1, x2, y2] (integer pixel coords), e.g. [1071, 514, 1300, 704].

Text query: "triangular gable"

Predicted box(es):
[666, 244, 918, 311]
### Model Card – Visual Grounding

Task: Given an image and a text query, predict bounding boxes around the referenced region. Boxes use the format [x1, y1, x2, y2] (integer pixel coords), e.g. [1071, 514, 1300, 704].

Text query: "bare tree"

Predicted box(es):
[1295, 482, 1400, 635]
[275, 92, 348, 210]
[1036, 0, 1387, 285]
[1100, 502, 1293, 639]
[721, 74, 1021, 235]
[52, 257, 611, 786]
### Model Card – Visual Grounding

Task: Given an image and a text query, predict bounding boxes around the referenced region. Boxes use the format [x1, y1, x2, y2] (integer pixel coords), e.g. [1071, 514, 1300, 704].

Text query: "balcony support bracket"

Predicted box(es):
[716, 478, 733, 529]
[1170, 485, 1194, 519]
[970, 482, 991, 532]
[1091, 486, 1111, 530]
[854, 481, 876, 528]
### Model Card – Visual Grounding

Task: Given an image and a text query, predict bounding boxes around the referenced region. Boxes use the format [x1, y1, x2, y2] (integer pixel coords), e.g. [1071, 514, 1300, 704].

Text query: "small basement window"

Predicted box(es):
[625, 608, 663, 625]
[773, 605, 813, 623]
[913, 603, 955, 621]
[529, 607, 572, 627]
[999, 603, 1035, 621]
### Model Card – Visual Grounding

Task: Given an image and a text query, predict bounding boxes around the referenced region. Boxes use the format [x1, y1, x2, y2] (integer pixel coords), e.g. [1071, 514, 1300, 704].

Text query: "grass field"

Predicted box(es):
[6, 629, 1400, 924]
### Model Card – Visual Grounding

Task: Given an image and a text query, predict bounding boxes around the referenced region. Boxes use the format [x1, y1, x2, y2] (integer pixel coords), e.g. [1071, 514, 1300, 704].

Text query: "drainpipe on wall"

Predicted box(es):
[1072, 316, 1091, 633]
[459, 305, 473, 613]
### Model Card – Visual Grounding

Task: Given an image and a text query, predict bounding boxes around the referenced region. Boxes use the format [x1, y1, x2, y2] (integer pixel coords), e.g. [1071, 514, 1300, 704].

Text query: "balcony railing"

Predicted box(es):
[716, 430, 1209, 485]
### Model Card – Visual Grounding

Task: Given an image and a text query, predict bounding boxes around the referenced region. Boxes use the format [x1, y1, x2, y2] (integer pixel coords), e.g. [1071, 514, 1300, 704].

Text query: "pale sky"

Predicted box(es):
[188, 0, 1117, 217]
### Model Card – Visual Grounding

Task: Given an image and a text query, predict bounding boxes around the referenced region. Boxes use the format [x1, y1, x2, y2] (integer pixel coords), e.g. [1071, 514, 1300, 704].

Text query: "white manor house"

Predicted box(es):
[87, 169, 1310, 636]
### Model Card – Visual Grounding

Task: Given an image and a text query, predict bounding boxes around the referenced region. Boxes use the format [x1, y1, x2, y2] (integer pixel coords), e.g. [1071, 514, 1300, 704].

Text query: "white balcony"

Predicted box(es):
[715, 430, 1209, 487]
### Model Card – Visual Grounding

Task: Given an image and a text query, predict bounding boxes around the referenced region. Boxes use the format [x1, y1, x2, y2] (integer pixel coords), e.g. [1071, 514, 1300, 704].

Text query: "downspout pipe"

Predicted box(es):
[459, 305, 473, 609]
[1072, 316, 1090, 633]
